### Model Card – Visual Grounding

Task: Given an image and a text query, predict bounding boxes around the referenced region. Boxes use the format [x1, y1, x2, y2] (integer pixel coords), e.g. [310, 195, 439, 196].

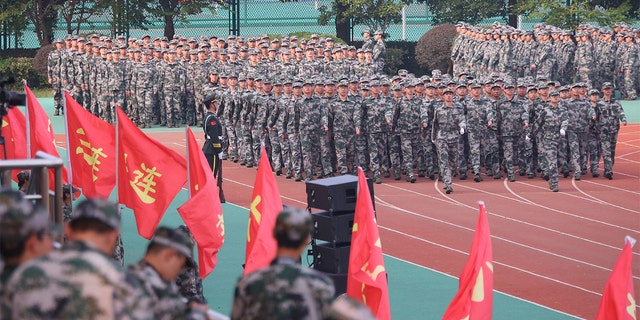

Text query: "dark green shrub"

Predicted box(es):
[0, 57, 45, 89]
[415, 24, 456, 75]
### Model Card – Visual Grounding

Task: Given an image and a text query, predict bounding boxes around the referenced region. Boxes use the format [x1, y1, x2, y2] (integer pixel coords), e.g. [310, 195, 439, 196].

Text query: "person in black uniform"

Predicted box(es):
[202, 93, 226, 203]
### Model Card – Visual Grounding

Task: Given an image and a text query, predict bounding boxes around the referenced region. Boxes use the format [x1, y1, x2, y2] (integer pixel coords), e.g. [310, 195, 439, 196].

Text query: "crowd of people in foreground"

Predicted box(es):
[0, 192, 375, 319]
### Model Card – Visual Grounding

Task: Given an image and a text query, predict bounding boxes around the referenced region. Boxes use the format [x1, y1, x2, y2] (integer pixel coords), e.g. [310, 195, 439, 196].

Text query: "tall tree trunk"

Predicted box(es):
[508, 0, 518, 28]
[164, 14, 175, 39]
[335, 2, 350, 43]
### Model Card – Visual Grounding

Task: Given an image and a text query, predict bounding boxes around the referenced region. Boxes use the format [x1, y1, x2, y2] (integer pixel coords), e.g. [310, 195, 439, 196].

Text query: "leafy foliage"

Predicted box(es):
[415, 24, 456, 75]
[514, 0, 636, 29]
[0, 57, 46, 89]
[420, 0, 507, 25]
[318, 0, 406, 34]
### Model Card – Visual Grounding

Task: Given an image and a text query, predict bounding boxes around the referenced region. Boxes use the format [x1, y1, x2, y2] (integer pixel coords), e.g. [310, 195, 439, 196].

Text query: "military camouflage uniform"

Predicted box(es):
[595, 94, 627, 178]
[4, 241, 151, 319]
[432, 98, 466, 191]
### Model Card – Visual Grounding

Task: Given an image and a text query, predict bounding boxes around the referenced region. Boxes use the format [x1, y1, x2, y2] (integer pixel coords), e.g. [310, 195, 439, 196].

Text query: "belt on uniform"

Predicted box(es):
[212, 143, 221, 148]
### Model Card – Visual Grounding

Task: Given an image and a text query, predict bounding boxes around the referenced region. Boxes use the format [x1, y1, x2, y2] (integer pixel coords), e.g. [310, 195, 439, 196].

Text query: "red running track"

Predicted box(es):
[57, 123, 640, 319]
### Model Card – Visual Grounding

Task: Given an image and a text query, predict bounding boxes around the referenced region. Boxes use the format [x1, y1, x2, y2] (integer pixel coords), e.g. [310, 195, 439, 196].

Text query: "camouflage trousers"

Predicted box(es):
[535, 132, 547, 174]
[335, 131, 356, 175]
[97, 87, 112, 123]
[252, 128, 270, 165]
[435, 138, 459, 188]
[420, 133, 438, 175]
[300, 129, 322, 180]
[388, 133, 402, 174]
[238, 124, 254, 165]
[484, 131, 501, 176]
[355, 134, 368, 172]
[367, 132, 388, 178]
[567, 130, 588, 175]
[467, 129, 484, 175]
[586, 131, 600, 174]
[225, 121, 239, 160]
[52, 82, 63, 110]
[164, 89, 182, 127]
[543, 135, 560, 189]
[517, 133, 535, 175]
[156, 90, 165, 125]
[182, 92, 197, 126]
[400, 131, 420, 178]
[319, 133, 334, 176]
[598, 129, 619, 175]
[269, 130, 284, 172]
[112, 235, 124, 266]
[287, 133, 302, 175]
[136, 88, 155, 127]
[576, 67, 592, 89]
[502, 135, 520, 178]
[457, 134, 469, 174]
[623, 69, 637, 99]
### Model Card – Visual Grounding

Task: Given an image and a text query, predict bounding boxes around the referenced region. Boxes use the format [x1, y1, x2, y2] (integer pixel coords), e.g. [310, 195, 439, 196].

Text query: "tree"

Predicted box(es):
[318, 0, 406, 41]
[514, 0, 636, 29]
[422, 0, 507, 25]
[0, 1, 30, 48]
[0, 0, 57, 46]
[107, 0, 150, 37]
[146, 0, 222, 40]
[57, 0, 109, 35]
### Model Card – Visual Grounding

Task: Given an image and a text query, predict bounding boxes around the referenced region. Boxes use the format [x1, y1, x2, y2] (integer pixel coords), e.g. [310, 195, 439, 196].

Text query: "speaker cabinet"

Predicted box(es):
[306, 175, 374, 212]
[312, 211, 354, 244]
[312, 241, 350, 274]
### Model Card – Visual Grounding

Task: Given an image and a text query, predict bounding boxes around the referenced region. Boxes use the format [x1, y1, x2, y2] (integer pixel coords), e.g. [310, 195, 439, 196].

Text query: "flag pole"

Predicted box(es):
[23, 80, 31, 159]
[186, 126, 191, 199]
[115, 106, 119, 204]
[62, 92, 75, 207]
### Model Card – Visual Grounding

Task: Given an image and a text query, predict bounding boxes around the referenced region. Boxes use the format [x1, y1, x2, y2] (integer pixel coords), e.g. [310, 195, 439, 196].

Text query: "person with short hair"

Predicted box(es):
[231, 207, 335, 320]
[127, 226, 209, 320]
[202, 93, 226, 203]
[3, 198, 152, 319]
[0, 190, 54, 287]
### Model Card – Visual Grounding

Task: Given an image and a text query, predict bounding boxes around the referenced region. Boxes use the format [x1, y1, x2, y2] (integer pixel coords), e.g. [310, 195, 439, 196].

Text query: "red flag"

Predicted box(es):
[116, 107, 186, 239]
[24, 83, 69, 189]
[65, 92, 116, 198]
[178, 127, 225, 279]
[1, 107, 27, 182]
[442, 201, 493, 320]
[243, 145, 283, 276]
[596, 236, 636, 320]
[346, 167, 391, 319]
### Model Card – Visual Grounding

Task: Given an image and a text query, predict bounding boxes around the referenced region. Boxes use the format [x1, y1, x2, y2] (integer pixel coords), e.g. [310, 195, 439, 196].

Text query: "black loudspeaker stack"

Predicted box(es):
[306, 175, 374, 295]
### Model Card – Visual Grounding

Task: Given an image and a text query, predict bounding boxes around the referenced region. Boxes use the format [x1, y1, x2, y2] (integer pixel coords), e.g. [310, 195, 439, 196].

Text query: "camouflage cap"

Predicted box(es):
[602, 82, 613, 89]
[71, 198, 120, 230]
[443, 88, 454, 94]
[151, 226, 194, 258]
[328, 294, 376, 320]
[391, 84, 403, 91]
[293, 81, 303, 88]
[588, 89, 600, 96]
[0, 191, 49, 242]
[62, 183, 80, 194]
[549, 90, 560, 96]
[273, 207, 313, 245]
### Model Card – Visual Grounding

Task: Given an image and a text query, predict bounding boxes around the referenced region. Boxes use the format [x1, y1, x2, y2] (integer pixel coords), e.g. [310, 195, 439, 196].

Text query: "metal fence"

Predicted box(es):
[4, 0, 640, 49]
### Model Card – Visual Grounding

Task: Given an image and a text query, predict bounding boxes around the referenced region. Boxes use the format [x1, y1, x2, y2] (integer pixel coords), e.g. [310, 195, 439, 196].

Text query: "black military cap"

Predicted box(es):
[203, 94, 218, 106]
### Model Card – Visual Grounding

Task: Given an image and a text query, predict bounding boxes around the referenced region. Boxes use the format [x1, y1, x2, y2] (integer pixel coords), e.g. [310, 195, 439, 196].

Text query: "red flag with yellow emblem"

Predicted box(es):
[596, 236, 636, 320]
[442, 201, 493, 320]
[25, 83, 69, 190]
[65, 92, 116, 198]
[1, 107, 27, 182]
[116, 107, 186, 239]
[243, 145, 283, 276]
[347, 167, 391, 319]
[178, 127, 225, 279]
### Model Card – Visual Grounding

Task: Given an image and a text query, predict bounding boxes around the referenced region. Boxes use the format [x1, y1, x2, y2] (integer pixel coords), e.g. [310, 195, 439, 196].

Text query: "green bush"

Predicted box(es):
[0, 57, 46, 90]
[415, 24, 456, 76]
